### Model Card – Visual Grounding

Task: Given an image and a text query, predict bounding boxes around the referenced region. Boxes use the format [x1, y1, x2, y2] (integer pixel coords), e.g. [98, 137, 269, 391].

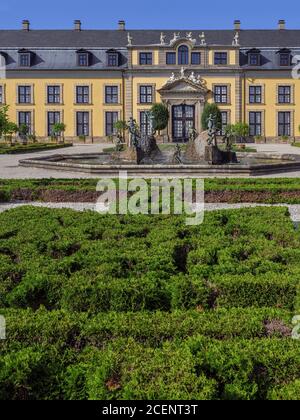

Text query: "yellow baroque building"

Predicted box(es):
[0, 18, 300, 142]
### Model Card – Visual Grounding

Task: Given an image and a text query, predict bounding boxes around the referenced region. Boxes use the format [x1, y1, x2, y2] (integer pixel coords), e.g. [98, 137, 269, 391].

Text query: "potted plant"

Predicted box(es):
[52, 123, 66, 144]
[18, 123, 29, 145]
[232, 122, 250, 144]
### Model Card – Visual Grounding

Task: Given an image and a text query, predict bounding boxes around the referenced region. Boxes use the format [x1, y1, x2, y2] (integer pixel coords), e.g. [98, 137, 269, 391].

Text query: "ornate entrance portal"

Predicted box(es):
[172, 105, 195, 142]
[158, 69, 209, 142]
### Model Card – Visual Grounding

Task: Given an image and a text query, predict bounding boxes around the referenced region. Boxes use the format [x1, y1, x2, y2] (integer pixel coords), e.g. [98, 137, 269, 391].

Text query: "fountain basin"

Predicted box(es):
[19, 152, 300, 177]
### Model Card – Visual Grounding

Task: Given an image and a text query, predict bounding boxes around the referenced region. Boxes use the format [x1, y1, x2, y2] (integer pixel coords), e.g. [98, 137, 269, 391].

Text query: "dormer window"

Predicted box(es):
[278, 49, 291, 66]
[76, 50, 90, 67]
[247, 49, 261, 66]
[107, 50, 119, 67]
[18, 50, 31, 67]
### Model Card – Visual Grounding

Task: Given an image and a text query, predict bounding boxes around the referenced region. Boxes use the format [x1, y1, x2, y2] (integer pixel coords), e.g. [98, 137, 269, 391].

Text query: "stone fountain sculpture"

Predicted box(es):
[118, 113, 161, 165]
[185, 114, 238, 165]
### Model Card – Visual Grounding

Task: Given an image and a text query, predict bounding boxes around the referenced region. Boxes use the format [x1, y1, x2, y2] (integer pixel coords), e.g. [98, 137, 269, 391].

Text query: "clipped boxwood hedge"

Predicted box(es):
[0, 206, 300, 400]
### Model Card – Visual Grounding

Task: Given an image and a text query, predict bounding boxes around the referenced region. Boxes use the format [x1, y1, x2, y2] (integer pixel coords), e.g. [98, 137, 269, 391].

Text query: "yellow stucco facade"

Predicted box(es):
[1, 29, 299, 142]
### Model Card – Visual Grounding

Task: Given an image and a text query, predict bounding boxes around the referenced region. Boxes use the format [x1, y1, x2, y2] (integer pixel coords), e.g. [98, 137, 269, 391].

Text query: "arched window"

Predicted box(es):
[178, 45, 189, 65]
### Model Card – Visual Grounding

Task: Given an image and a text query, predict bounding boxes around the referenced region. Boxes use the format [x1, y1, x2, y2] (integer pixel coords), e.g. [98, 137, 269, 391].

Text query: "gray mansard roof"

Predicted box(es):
[0, 29, 300, 48]
[1, 29, 300, 71]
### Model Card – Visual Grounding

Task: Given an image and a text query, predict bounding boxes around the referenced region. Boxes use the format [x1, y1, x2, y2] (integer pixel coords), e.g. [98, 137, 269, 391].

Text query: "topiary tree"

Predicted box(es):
[52, 123, 66, 143]
[150, 103, 169, 133]
[201, 103, 222, 131]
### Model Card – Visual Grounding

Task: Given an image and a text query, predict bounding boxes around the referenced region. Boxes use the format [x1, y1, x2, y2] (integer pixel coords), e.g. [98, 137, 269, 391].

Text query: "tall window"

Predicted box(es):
[105, 112, 118, 136]
[220, 111, 228, 135]
[47, 86, 61, 104]
[280, 53, 290, 67]
[278, 86, 291, 104]
[105, 86, 118, 104]
[76, 86, 90, 104]
[0, 86, 3, 104]
[140, 111, 152, 136]
[214, 52, 227, 65]
[178, 45, 189, 65]
[47, 112, 61, 136]
[18, 86, 31, 104]
[76, 112, 89, 136]
[78, 53, 89, 67]
[18, 112, 32, 134]
[278, 112, 291, 136]
[107, 53, 119, 67]
[139, 52, 152, 65]
[139, 86, 153, 104]
[214, 86, 228, 104]
[19, 53, 30, 67]
[166, 52, 176, 65]
[249, 112, 262, 136]
[191, 52, 201, 65]
[249, 86, 262, 104]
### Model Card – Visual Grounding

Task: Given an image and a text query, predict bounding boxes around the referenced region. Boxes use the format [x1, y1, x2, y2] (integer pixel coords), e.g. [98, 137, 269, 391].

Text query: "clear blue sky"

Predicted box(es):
[0, 0, 300, 30]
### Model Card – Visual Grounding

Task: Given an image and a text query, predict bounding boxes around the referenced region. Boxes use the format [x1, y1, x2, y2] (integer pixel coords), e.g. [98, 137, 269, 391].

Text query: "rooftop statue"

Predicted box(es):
[232, 31, 240, 46]
[127, 33, 133, 46]
[160, 32, 166, 45]
[199, 32, 207, 46]
[170, 32, 180, 44]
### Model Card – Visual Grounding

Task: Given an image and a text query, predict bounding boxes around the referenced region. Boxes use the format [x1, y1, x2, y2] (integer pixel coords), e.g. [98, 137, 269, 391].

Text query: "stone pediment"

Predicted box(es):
[159, 79, 207, 94]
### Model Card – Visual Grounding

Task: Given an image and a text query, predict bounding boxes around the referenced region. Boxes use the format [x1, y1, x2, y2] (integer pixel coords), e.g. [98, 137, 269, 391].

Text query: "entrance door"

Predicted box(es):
[172, 105, 195, 142]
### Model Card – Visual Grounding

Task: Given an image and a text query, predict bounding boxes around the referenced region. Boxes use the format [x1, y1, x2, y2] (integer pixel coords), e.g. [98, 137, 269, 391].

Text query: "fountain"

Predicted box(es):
[19, 115, 300, 177]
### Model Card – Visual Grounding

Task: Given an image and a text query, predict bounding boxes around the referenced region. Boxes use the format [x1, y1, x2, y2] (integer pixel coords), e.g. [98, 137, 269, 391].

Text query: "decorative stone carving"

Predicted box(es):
[232, 31, 240, 46]
[165, 69, 207, 89]
[199, 32, 207, 46]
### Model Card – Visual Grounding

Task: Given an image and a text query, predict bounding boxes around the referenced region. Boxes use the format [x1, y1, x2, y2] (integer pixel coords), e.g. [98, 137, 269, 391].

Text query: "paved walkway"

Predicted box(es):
[1, 143, 300, 179]
[0, 144, 108, 179]
[0, 202, 299, 222]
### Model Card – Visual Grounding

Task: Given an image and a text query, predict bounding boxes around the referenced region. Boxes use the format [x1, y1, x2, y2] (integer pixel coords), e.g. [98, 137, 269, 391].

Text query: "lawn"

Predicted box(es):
[0, 143, 72, 155]
[0, 206, 300, 400]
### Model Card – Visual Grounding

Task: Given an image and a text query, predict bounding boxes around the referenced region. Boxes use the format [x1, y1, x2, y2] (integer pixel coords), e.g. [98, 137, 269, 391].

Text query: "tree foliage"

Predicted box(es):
[201, 103, 222, 131]
[150, 103, 169, 132]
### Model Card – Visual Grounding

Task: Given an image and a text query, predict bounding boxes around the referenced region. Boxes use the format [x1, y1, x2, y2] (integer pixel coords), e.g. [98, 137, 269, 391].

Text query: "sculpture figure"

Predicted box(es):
[160, 32, 166, 45]
[180, 67, 185, 78]
[128, 117, 139, 148]
[232, 32, 240, 46]
[207, 114, 217, 146]
[199, 32, 207, 46]
[189, 72, 197, 83]
[173, 143, 183, 164]
[127, 33, 133, 46]
[170, 32, 180, 44]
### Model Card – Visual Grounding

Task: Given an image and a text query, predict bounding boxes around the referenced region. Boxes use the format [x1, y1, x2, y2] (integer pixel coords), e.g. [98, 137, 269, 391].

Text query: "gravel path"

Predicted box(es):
[0, 201, 299, 222]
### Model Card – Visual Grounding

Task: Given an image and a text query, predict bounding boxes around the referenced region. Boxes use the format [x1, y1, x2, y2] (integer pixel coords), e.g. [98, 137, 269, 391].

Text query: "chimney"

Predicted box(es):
[118, 20, 126, 31]
[74, 20, 82, 31]
[234, 20, 241, 31]
[22, 20, 30, 31]
[278, 19, 286, 30]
